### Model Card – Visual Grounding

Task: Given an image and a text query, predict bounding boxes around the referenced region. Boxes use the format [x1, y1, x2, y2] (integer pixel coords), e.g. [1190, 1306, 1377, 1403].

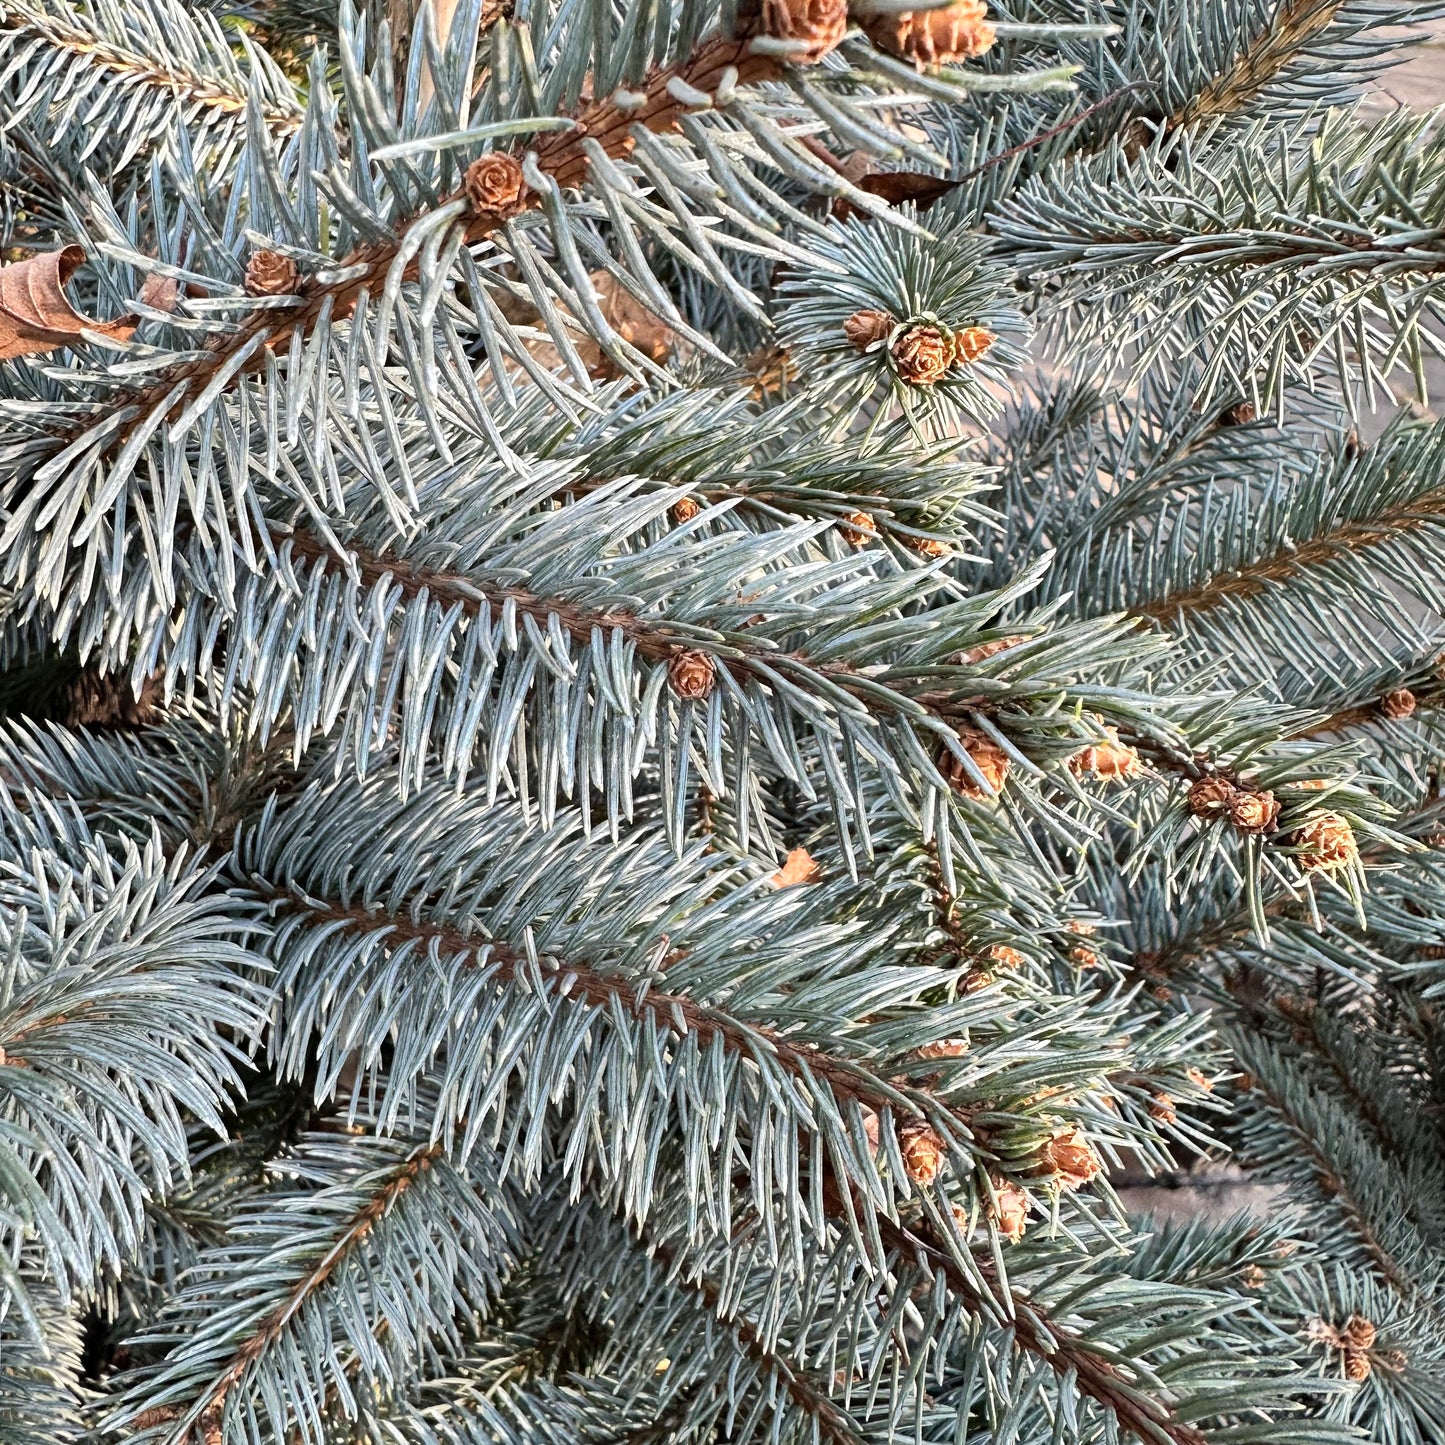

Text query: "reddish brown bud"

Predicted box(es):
[891, 325, 952, 386]
[243, 249, 299, 296]
[1188, 775, 1236, 818]
[1380, 687, 1417, 719]
[1229, 789, 1280, 834]
[755, 0, 848, 63]
[1068, 726, 1142, 781]
[1038, 1127, 1101, 1190]
[842, 308, 895, 351]
[1343, 1349, 1371, 1382]
[838, 510, 877, 544]
[769, 847, 821, 888]
[950, 325, 996, 363]
[464, 152, 529, 218]
[915, 1038, 968, 1060]
[1294, 812, 1358, 872]
[943, 729, 1010, 800]
[959, 635, 1025, 664]
[861, 0, 996, 67]
[985, 1177, 1030, 1242]
[667, 649, 716, 700]
[900, 1122, 946, 1183]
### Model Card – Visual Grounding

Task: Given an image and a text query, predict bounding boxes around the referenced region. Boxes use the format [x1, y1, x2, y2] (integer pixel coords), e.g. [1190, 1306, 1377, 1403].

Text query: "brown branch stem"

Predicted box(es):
[1245, 1076, 1410, 1295]
[1133, 484, 1445, 624]
[646, 1234, 864, 1445]
[37, 35, 779, 477]
[175, 1138, 446, 1436]
[861, 1203, 1208, 1445]
[277, 523, 997, 719]
[261, 887, 977, 1134]
[1171, 0, 1344, 131]
[0, 0, 303, 134]
[254, 895, 1211, 1445]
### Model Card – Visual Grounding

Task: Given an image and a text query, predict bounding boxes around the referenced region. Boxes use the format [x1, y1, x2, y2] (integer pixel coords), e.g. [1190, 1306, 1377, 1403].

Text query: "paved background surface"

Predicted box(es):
[1358, 21, 1445, 117]
[1363, 19, 1445, 429]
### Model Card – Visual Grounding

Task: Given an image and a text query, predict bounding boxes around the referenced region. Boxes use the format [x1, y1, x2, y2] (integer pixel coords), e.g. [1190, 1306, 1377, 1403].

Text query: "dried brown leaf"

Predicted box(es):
[0, 246, 143, 361]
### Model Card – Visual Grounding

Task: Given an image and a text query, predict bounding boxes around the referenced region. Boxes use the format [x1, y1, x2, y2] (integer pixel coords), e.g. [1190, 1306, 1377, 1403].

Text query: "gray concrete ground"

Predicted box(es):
[1357, 21, 1445, 118]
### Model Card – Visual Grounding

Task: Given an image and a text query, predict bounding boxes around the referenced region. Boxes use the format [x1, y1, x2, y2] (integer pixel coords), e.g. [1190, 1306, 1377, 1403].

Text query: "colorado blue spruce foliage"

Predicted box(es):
[0, 0, 1442, 1440]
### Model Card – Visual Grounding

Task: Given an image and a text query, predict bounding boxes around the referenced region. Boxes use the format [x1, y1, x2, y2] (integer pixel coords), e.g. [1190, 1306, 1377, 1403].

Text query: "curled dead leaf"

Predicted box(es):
[1, 246, 130, 360]
[0, 247, 178, 362]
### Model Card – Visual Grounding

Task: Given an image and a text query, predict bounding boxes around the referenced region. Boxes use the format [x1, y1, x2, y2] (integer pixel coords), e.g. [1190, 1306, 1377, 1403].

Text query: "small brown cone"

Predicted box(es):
[464, 152, 529, 219]
[671, 496, 701, 525]
[1343, 1349, 1371, 1382]
[908, 535, 953, 559]
[843, 308, 895, 351]
[943, 728, 1010, 800]
[838, 510, 877, 544]
[667, 650, 716, 700]
[1038, 1127, 1101, 1190]
[950, 325, 996, 363]
[900, 1122, 946, 1183]
[915, 1037, 968, 1060]
[861, 0, 996, 66]
[1068, 726, 1142, 781]
[1069, 944, 1101, 969]
[1185, 1066, 1214, 1093]
[1343, 1315, 1377, 1350]
[988, 943, 1026, 970]
[1294, 812, 1358, 872]
[1188, 775, 1236, 818]
[1228, 789, 1280, 835]
[770, 847, 821, 888]
[243, 249, 299, 297]
[986, 1177, 1030, 1242]
[1380, 687, 1417, 719]
[891, 325, 952, 386]
[755, 0, 848, 63]
[1148, 1093, 1177, 1124]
